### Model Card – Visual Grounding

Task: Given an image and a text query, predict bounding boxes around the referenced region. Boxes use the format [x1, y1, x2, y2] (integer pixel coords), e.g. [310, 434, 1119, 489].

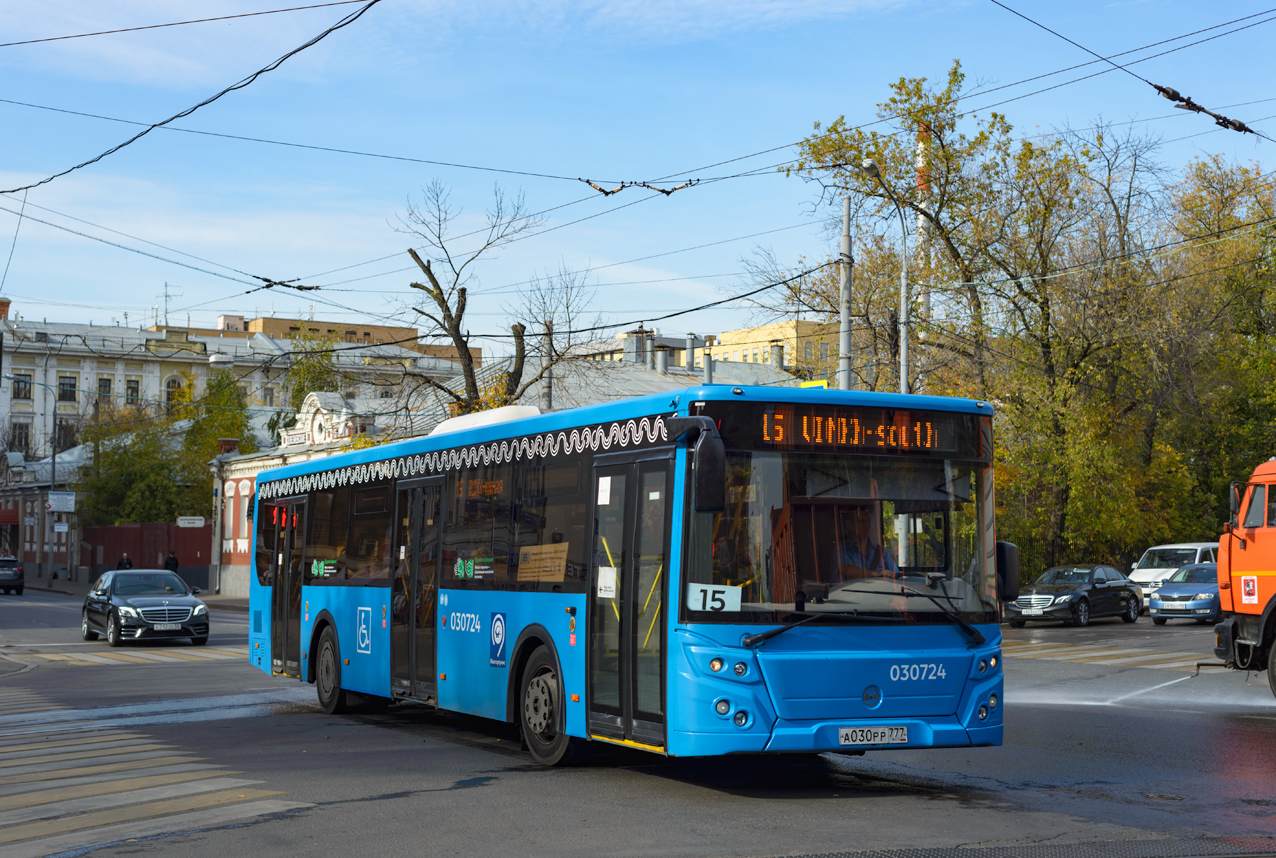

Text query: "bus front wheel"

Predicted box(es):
[316, 627, 350, 715]
[519, 646, 581, 766]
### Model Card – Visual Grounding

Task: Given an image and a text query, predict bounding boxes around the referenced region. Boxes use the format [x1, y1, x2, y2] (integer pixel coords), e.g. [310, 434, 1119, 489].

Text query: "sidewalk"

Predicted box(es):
[30, 575, 250, 613]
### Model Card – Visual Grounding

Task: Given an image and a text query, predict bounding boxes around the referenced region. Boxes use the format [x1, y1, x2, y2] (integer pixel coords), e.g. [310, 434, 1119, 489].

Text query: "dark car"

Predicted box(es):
[0, 558, 23, 595]
[1005, 564, 1140, 628]
[1148, 563, 1221, 625]
[81, 570, 209, 646]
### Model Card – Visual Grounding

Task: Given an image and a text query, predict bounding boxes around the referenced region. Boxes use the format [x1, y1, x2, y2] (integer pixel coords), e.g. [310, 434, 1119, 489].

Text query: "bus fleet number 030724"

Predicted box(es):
[889, 663, 947, 681]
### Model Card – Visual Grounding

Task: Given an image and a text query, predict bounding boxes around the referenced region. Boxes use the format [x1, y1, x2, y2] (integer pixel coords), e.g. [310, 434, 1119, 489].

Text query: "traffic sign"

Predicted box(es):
[176, 516, 206, 528]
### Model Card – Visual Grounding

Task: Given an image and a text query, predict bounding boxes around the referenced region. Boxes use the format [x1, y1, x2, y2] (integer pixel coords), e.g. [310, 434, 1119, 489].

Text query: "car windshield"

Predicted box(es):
[114, 572, 189, 596]
[1037, 567, 1092, 586]
[1168, 566, 1216, 584]
[1136, 548, 1197, 569]
[683, 451, 997, 625]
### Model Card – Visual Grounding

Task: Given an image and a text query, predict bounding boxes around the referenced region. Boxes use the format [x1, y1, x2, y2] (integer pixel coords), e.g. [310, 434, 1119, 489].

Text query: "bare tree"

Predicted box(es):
[396, 180, 600, 416]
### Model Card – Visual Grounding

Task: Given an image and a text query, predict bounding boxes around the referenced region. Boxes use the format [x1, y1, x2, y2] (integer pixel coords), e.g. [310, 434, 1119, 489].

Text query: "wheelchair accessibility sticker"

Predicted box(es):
[357, 606, 372, 654]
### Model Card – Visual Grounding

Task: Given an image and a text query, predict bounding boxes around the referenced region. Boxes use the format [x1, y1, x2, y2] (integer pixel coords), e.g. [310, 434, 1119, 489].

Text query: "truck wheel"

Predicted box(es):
[1268, 642, 1276, 700]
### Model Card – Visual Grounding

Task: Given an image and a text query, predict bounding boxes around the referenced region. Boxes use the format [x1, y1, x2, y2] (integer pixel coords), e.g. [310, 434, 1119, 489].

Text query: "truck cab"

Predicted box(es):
[1214, 459, 1276, 697]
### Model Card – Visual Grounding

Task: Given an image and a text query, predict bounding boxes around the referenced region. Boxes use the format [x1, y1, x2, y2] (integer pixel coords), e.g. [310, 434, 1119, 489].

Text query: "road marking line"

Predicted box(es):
[0, 744, 177, 770]
[1052, 648, 1174, 661]
[0, 787, 286, 845]
[0, 739, 162, 761]
[0, 704, 67, 715]
[0, 764, 226, 799]
[0, 798, 311, 858]
[0, 776, 265, 826]
[0, 733, 150, 754]
[139, 650, 232, 661]
[1083, 652, 1200, 665]
[85, 653, 156, 664]
[51, 653, 120, 665]
[0, 770, 235, 811]
[0, 755, 206, 786]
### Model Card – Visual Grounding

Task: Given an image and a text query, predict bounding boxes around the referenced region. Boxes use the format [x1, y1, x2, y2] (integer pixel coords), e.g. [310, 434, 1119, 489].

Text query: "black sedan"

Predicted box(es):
[0, 558, 23, 595]
[1005, 564, 1140, 628]
[81, 569, 209, 646]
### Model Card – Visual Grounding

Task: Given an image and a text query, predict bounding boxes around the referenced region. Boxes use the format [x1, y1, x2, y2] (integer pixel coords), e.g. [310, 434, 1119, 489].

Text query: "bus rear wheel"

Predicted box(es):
[520, 646, 581, 766]
[316, 627, 350, 715]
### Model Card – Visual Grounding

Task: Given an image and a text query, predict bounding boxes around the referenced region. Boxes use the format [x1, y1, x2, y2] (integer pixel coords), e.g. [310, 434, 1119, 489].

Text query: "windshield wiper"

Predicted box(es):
[896, 584, 985, 646]
[740, 610, 902, 649]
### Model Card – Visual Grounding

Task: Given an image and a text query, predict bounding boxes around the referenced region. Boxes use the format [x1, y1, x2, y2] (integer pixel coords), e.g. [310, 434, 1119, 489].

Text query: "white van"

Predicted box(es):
[1129, 542, 1217, 606]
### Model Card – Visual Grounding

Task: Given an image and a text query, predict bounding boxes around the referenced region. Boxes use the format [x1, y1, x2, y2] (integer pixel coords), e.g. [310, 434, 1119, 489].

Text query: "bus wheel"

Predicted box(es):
[316, 627, 350, 715]
[520, 646, 579, 766]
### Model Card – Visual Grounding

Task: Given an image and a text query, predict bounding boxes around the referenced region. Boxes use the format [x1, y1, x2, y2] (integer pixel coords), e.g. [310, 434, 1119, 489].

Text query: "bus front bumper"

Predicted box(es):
[765, 717, 1001, 752]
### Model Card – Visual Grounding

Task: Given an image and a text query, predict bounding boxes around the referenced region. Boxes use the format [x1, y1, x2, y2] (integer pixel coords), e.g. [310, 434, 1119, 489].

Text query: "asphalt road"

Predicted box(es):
[1, 590, 1274, 858]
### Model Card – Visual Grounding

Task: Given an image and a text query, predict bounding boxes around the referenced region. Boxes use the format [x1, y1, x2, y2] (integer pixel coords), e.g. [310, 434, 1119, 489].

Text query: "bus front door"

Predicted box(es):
[391, 480, 443, 702]
[270, 498, 307, 678]
[589, 458, 671, 749]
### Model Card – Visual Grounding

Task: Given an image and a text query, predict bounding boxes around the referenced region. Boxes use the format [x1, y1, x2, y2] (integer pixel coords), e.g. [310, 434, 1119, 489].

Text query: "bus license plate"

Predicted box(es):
[839, 726, 907, 746]
[153, 623, 181, 631]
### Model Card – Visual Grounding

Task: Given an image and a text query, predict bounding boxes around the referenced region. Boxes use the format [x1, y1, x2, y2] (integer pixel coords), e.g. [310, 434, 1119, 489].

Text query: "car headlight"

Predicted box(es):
[1193, 593, 1214, 601]
[1053, 594, 1073, 604]
[194, 604, 208, 616]
[117, 606, 139, 618]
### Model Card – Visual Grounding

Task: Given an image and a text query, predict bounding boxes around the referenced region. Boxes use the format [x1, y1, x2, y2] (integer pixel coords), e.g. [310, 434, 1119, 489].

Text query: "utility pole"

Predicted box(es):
[837, 196, 853, 391]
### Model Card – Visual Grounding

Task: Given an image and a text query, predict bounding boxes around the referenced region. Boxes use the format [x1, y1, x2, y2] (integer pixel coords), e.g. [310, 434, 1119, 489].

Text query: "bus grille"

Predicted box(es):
[1015, 594, 1053, 609]
[140, 607, 192, 623]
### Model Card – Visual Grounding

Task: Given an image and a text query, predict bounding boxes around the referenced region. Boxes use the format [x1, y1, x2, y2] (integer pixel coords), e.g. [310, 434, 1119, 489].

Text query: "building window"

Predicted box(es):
[165, 378, 183, 412]
[804, 342, 813, 360]
[11, 373, 31, 401]
[55, 419, 77, 452]
[125, 379, 140, 404]
[97, 377, 112, 398]
[9, 422, 30, 455]
[732, 351, 739, 362]
[753, 349, 759, 363]
[263, 386, 275, 407]
[820, 343, 830, 360]
[57, 376, 77, 402]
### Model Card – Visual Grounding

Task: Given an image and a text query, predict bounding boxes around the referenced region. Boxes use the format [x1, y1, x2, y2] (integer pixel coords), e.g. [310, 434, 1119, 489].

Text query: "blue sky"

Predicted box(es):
[1, 0, 1272, 356]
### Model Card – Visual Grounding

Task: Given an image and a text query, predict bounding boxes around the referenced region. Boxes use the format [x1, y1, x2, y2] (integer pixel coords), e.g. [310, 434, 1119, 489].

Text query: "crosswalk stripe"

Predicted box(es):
[0, 744, 176, 770]
[50, 653, 121, 665]
[0, 787, 285, 845]
[1, 799, 311, 858]
[0, 749, 191, 778]
[1004, 641, 1214, 669]
[0, 776, 265, 827]
[0, 703, 67, 715]
[0, 763, 225, 798]
[0, 769, 235, 811]
[0, 755, 206, 786]
[0, 733, 149, 754]
[0, 738, 163, 761]
[87, 652, 159, 664]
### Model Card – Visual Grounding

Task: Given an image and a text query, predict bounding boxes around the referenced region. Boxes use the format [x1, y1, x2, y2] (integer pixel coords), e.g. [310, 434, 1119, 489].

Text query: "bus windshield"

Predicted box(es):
[683, 451, 996, 625]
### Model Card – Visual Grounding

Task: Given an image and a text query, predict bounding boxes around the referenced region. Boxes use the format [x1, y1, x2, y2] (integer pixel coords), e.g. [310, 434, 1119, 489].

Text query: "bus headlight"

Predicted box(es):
[978, 705, 989, 721]
[734, 710, 748, 727]
[733, 662, 747, 676]
[977, 658, 988, 673]
[715, 699, 730, 715]
[710, 658, 724, 673]
[989, 655, 998, 669]
[989, 693, 998, 709]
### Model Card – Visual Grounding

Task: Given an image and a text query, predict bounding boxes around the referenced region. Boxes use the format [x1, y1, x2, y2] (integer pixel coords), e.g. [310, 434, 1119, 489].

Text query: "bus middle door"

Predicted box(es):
[391, 479, 443, 702]
[588, 453, 671, 750]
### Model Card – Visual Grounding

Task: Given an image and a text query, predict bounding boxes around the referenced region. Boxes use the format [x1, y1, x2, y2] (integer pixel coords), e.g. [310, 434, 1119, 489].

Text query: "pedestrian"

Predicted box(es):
[116, 552, 134, 569]
[164, 550, 179, 572]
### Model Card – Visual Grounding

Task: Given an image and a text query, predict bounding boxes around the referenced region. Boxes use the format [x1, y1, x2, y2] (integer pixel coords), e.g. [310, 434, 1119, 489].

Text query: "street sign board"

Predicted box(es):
[176, 516, 206, 528]
[47, 491, 76, 513]
[23, 517, 35, 527]
[53, 522, 69, 533]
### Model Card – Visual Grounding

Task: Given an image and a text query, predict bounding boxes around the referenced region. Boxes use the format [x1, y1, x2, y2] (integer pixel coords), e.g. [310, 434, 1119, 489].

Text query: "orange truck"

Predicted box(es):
[1215, 458, 1276, 697]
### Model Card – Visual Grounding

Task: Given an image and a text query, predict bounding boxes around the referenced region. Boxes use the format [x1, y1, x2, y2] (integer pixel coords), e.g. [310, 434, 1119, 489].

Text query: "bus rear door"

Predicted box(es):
[589, 454, 671, 750]
[271, 497, 307, 678]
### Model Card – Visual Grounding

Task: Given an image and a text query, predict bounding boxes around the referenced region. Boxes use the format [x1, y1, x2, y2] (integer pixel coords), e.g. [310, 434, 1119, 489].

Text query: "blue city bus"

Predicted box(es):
[248, 385, 1019, 764]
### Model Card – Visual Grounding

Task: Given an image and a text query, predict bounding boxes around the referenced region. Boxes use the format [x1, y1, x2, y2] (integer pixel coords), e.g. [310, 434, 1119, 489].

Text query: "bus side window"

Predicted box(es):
[1243, 485, 1266, 529]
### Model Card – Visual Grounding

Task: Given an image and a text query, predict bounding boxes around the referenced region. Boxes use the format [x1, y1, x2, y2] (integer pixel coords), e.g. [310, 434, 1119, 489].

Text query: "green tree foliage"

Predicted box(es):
[76, 370, 259, 525]
[266, 329, 346, 441]
[785, 61, 1276, 577]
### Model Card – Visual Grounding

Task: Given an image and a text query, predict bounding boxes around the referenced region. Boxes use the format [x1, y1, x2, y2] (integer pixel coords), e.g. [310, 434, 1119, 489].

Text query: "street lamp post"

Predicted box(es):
[859, 159, 910, 395]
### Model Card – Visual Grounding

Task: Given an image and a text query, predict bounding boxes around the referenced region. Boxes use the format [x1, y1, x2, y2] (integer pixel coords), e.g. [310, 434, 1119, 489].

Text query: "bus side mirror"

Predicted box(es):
[996, 541, 1020, 602]
[665, 415, 726, 513]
